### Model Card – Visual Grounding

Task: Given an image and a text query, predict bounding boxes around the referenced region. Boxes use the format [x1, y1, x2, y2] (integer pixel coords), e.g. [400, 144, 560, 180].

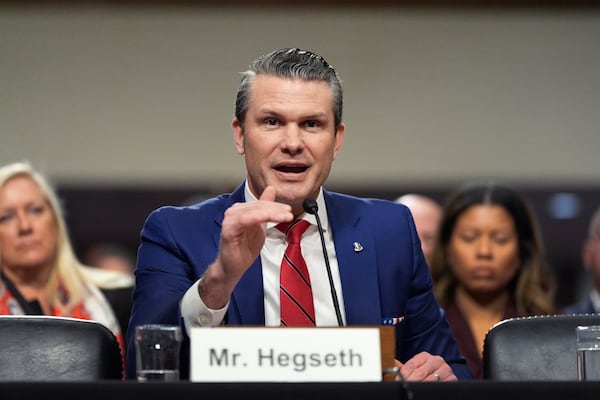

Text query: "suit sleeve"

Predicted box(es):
[125, 206, 203, 379]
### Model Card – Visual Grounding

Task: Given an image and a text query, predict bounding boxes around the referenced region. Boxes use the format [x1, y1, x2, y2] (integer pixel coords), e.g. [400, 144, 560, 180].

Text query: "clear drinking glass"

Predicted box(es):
[135, 324, 182, 382]
[576, 325, 600, 381]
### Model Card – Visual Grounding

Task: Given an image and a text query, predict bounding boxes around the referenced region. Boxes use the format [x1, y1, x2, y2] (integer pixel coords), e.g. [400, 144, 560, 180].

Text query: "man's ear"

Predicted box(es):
[332, 122, 345, 160]
[232, 117, 245, 155]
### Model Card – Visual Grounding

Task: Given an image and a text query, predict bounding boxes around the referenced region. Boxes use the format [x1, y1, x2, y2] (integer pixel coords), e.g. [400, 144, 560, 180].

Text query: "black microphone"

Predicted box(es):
[303, 198, 344, 327]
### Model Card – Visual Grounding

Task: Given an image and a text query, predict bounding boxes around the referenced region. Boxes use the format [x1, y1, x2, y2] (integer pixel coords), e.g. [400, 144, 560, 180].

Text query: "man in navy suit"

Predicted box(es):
[126, 48, 471, 381]
[563, 206, 600, 315]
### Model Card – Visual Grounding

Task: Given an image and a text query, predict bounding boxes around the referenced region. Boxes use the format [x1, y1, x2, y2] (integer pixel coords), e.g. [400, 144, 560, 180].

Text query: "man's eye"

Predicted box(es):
[265, 118, 278, 126]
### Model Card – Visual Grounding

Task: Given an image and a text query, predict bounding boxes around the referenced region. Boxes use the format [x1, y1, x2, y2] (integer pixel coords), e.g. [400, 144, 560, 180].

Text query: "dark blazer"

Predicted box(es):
[101, 286, 133, 348]
[126, 182, 471, 380]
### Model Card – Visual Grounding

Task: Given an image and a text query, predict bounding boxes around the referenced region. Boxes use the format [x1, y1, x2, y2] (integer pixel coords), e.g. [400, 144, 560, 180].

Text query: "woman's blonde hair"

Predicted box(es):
[430, 182, 555, 316]
[0, 161, 90, 313]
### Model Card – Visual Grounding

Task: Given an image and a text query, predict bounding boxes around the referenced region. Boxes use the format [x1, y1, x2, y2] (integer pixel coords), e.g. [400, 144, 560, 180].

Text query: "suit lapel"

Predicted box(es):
[325, 192, 382, 324]
[223, 187, 384, 325]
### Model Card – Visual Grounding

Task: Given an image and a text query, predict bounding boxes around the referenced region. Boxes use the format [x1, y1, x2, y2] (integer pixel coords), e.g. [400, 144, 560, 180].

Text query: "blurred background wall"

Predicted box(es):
[1, 1, 599, 307]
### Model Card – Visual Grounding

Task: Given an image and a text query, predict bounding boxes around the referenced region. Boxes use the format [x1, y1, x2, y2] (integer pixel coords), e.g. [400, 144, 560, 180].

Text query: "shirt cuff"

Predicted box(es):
[180, 279, 229, 334]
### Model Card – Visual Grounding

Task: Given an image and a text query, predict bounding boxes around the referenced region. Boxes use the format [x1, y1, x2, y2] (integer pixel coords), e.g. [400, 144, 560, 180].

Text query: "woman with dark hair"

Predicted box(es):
[430, 182, 555, 379]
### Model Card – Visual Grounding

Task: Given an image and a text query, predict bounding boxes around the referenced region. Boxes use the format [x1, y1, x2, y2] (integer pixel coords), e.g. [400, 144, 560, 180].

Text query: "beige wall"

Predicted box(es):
[2, 7, 599, 187]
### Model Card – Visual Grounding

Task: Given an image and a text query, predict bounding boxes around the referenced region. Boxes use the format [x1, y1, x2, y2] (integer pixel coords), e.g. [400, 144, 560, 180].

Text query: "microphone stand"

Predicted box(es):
[303, 198, 344, 327]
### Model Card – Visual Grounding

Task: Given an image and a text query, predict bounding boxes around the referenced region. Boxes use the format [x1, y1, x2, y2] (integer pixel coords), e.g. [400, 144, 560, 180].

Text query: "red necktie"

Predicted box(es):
[277, 219, 315, 326]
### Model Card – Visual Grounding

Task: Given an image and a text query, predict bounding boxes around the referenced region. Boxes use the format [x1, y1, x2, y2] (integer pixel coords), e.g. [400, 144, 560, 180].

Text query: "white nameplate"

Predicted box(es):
[189, 327, 382, 382]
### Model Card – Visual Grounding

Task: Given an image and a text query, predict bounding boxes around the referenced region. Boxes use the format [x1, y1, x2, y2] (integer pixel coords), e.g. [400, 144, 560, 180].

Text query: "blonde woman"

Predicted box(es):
[0, 161, 125, 362]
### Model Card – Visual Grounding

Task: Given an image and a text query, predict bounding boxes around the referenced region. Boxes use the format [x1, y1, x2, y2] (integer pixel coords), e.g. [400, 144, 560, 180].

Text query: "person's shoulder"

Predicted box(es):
[149, 193, 232, 220]
[326, 190, 409, 213]
[80, 265, 134, 289]
[561, 299, 594, 315]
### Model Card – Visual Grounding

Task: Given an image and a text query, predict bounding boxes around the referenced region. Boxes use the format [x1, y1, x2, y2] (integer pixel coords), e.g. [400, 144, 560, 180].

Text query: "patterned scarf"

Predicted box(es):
[0, 273, 125, 376]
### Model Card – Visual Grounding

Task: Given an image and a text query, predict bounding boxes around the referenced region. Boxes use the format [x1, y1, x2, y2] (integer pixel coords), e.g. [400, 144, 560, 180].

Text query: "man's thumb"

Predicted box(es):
[259, 185, 277, 202]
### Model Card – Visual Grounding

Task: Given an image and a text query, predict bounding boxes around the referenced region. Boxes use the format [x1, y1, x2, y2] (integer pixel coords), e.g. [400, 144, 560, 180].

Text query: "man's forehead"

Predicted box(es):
[248, 76, 334, 112]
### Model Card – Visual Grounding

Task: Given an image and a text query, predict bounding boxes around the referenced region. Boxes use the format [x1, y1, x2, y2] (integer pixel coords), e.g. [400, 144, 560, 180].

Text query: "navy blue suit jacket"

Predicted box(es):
[562, 297, 597, 315]
[126, 182, 471, 380]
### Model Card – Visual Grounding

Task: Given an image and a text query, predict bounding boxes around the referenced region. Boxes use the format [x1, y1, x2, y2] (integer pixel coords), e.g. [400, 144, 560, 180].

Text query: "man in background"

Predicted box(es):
[83, 242, 135, 343]
[563, 206, 600, 314]
[396, 193, 442, 267]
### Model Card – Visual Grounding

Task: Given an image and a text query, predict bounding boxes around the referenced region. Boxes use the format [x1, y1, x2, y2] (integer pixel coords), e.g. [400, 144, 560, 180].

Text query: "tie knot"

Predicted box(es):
[277, 219, 310, 244]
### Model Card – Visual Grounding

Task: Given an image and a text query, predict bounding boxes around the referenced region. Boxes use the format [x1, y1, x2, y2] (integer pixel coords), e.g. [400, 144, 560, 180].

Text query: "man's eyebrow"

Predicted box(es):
[303, 112, 328, 119]
[257, 108, 281, 116]
[256, 110, 328, 120]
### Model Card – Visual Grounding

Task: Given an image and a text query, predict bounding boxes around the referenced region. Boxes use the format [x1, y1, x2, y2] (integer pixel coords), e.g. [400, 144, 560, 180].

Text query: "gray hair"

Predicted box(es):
[234, 48, 343, 131]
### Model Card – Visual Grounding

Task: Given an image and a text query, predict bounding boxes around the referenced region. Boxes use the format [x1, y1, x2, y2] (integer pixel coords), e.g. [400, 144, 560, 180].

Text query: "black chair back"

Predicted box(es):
[483, 313, 600, 380]
[0, 315, 123, 381]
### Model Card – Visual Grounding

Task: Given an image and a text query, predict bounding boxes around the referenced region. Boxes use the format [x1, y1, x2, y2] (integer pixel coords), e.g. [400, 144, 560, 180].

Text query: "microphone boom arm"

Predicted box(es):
[303, 198, 344, 326]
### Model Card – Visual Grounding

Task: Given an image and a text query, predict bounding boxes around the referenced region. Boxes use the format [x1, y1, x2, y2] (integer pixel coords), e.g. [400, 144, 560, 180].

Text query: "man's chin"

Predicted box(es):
[275, 194, 302, 205]
[274, 190, 308, 207]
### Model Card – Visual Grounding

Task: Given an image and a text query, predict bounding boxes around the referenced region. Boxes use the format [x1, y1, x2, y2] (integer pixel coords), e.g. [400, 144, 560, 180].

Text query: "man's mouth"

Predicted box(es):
[275, 165, 308, 173]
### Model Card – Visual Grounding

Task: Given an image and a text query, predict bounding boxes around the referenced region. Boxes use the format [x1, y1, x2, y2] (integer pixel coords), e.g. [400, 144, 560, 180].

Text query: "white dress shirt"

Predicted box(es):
[180, 183, 346, 334]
